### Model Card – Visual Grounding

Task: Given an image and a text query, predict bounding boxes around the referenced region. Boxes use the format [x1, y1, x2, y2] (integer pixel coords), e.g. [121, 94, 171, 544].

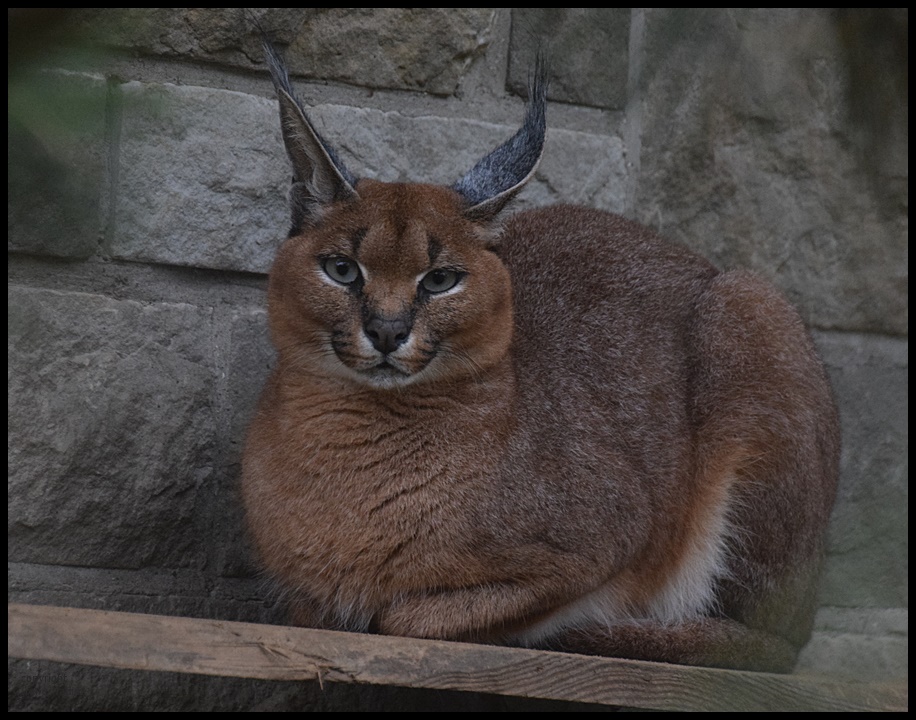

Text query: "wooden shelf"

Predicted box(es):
[8, 603, 907, 711]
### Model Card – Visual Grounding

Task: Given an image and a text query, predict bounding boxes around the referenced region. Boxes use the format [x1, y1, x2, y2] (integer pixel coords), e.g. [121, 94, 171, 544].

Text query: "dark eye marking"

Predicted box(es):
[427, 236, 442, 265]
[349, 228, 367, 257]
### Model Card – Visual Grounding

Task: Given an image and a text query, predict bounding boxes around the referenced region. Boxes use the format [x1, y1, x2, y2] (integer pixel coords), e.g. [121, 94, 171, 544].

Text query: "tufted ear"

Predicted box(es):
[452, 55, 548, 222]
[263, 41, 359, 234]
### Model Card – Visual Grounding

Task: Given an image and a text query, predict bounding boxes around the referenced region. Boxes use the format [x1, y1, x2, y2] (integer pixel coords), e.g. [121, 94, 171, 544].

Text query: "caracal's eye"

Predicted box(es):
[421, 268, 460, 294]
[323, 256, 360, 285]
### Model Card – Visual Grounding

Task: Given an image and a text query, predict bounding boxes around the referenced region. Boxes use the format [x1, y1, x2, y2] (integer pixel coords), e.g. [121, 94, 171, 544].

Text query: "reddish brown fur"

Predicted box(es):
[242, 179, 839, 671]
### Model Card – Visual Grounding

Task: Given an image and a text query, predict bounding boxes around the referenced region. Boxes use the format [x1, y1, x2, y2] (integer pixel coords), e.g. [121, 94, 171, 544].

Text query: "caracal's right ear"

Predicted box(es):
[452, 54, 548, 222]
[263, 40, 359, 235]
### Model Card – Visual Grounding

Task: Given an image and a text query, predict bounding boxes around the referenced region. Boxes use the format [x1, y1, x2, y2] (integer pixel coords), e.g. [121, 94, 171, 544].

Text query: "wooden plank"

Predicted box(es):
[8, 603, 907, 711]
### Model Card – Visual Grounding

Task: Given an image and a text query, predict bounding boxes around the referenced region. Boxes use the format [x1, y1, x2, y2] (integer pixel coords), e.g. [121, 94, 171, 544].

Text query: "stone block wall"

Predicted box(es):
[8, 8, 907, 710]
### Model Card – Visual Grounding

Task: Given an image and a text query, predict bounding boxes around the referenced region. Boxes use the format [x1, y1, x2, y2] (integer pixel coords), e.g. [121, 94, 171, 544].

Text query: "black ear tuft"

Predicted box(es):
[262, 39, 359, 231]
[453, 53, 549, 222]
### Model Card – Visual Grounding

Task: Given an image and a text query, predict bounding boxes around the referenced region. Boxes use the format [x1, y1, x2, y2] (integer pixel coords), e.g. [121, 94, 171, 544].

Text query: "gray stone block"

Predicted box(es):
[305, 106, 514, 187]
[796, 607, 908, 680]
[112, 81, 288, 274]
[798, 631, 908, 680]
[508, 9, 630, 108]
[635, 8, 907, 335]
[812, 605, 908, 636]
[523, 128, 627, 213]
[813, 331, 908, 609]
[219, 306, 274, 578]
[75, 8, 496, 95]
[278, 8, 497, 96]
[8, 70, 108, 259]
[8, 286, 216, 569]
[225, 307, 273, 468]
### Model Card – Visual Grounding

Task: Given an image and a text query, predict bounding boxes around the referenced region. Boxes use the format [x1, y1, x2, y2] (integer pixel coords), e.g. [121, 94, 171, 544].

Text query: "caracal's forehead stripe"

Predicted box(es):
[349, 227, 367, 257]
[428, 236, 442, 265]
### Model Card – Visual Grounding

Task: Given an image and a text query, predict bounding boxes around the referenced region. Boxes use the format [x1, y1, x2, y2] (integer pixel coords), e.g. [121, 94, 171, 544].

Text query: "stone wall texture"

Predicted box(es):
[8, 8, 907, 710]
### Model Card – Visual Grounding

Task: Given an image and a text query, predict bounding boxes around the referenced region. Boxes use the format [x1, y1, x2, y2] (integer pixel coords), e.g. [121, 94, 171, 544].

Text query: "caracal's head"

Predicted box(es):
[262, 42, 546, 389]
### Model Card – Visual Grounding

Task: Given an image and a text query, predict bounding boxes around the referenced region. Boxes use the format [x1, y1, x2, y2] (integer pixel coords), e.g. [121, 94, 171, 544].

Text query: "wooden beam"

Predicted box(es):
[8, 603, 907, 711]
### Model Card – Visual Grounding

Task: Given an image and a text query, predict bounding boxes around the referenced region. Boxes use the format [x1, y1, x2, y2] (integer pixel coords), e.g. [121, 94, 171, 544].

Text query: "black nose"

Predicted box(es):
[364, 316, 411, 354]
